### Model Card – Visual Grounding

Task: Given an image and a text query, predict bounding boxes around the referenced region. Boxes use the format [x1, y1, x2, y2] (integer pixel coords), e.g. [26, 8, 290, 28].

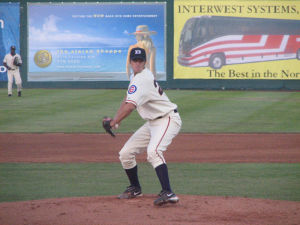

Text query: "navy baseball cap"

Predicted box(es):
[130, 47, 146, 61]
[11, 45, 16, 50]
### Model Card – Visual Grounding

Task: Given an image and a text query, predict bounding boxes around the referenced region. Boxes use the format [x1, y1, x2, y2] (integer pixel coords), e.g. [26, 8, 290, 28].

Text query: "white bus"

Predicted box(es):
[178, 16, 300, 69]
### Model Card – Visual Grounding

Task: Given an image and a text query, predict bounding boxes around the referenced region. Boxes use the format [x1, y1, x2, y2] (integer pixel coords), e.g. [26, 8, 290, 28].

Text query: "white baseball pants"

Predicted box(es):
[119, 110, 182, 169]
[7, 69, 22, 95]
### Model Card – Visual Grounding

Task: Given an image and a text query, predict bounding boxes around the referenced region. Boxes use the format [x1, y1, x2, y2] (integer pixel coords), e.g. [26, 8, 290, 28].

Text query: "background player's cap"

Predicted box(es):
[130, 47, 146, 61]
[10, 45, 16, 50]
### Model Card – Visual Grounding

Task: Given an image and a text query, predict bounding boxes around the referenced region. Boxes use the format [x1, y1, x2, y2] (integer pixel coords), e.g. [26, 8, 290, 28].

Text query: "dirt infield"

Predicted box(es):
[1, 133, 300, 163]
[0, 133, 300, 225]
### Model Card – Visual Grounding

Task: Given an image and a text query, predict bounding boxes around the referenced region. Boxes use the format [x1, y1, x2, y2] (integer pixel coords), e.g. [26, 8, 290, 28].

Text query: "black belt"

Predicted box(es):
[155, 109, 178, 120]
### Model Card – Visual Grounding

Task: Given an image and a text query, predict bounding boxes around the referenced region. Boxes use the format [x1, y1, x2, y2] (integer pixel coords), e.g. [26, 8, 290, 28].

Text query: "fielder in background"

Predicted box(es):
[3, 45, 22, 97]
[110, 47, 182, 206]
[126, 25, 157, 80]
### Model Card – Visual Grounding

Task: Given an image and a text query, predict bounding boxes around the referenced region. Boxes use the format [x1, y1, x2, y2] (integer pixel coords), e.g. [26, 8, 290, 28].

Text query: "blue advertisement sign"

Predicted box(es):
[28, 3, 166, 81]
[0, 3, 20, 81]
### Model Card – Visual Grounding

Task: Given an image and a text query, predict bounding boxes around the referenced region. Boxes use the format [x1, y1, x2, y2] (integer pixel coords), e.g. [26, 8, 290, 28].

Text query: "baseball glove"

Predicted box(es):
[102, 117, 116, 137]
[13, 56, 21, 66]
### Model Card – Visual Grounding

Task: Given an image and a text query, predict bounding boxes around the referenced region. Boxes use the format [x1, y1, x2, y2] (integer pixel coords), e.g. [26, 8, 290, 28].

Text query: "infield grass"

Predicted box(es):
[0, 163, 300, 202]
[0, 88, 300, 133]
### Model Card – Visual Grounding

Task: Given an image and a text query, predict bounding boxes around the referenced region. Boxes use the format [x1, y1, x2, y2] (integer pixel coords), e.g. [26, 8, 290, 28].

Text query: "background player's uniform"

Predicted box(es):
[119, 68, 182, 170]
[3, 53, 22, 95]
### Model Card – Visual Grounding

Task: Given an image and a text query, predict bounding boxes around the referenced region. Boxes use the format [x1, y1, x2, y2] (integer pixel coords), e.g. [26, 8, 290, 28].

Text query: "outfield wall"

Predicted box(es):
[1, 0, 300, 90]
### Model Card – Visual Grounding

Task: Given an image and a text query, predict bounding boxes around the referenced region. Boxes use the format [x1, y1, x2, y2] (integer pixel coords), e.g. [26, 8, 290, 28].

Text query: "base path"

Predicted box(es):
[0, 133, 300, 225]
[1, 133, 300, 163]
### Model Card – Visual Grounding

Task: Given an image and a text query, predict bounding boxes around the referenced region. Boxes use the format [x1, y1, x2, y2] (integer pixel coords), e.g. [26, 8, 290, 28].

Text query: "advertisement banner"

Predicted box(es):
[28, 3, 166, 81]
[174, 0, 300, 79]
[0, 3, 20, 81]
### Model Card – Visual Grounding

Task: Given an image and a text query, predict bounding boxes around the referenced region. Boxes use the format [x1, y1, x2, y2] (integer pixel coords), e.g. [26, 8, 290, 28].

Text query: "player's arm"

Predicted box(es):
[3, 57, 11, 70]
[3, 62, 11, 70]
[110, 96, 136, 128]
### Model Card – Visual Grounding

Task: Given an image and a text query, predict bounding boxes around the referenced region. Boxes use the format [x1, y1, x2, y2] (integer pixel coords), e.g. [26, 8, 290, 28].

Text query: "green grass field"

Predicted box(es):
[1, 163, 299, 202]
[1, 88, 300, 202]
[1, 88, 300, 132]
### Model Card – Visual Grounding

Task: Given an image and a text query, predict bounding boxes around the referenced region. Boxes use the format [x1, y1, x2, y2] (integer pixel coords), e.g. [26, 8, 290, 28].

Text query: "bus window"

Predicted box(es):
[191, 20, 207, 48]
[180, 18, 197, 53]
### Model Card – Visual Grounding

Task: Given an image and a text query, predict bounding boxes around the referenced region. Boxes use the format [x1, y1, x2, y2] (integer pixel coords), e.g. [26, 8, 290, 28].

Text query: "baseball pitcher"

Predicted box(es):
[104, 47, 182, 206]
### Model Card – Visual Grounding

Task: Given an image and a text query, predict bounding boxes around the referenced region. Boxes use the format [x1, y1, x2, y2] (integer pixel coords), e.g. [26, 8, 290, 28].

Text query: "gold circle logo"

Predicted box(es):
[34, 50, 52, 68]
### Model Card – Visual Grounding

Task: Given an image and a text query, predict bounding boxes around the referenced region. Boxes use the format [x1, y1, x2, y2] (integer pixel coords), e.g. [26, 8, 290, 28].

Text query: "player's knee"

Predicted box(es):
[119, 147, 129, 159]
[147, 150, 165, 168]
[119, 155, 136, 169]
[119, 149, 136, 169]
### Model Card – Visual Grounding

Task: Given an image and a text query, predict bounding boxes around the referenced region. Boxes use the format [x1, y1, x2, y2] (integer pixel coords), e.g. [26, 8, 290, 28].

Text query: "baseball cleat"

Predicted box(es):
[18, 91, 21, 97]
[154, 190, 179, 206]
[118, 185, 142, 199]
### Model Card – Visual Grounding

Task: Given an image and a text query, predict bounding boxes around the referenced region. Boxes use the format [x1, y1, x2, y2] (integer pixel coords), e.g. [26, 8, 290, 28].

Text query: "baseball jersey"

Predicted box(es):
[3, 53, 22, 70]
[126, 68, 177, 121]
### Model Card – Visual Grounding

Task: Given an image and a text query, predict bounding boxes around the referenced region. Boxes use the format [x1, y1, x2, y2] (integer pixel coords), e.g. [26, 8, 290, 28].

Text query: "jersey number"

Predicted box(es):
[154, 80, 163, 96]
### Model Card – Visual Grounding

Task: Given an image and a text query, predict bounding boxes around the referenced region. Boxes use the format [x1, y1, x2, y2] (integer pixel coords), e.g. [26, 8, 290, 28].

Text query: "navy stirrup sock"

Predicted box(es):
[125, 165, 140, 188]
[155, 163, 172, 192]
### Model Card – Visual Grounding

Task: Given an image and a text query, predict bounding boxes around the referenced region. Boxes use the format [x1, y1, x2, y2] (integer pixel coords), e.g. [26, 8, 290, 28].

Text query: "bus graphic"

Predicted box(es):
[178, 16, 300, 69]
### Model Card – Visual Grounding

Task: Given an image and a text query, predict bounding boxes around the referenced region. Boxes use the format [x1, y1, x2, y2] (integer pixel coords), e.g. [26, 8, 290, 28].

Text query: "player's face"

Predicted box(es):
[131, 59, 146, 75]
[10, 48, 16, 56]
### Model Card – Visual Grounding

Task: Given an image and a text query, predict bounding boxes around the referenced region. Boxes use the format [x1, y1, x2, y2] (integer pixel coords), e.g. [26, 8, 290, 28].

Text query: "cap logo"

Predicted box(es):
[130, 47, 146, 61]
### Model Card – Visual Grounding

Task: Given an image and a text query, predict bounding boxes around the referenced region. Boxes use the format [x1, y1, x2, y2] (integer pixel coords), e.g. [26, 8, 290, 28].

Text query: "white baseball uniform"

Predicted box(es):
[119, 68, 182, 169]
[3, 53, 22, 95]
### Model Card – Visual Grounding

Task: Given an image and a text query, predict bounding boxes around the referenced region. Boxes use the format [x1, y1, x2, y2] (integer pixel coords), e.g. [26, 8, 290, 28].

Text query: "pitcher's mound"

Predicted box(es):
[1, 195, 300, 225]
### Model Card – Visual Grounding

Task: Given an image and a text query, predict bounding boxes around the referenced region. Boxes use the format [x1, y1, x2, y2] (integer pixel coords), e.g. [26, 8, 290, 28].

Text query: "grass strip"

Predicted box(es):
[1, 89, 300, 132]
[0, 162, 299, 202]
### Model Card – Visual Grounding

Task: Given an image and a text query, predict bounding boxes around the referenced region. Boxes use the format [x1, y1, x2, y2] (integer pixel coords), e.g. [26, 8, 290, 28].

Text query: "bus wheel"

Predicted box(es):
[209, 54, 225, 69]
[297, 49, 300, 60]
